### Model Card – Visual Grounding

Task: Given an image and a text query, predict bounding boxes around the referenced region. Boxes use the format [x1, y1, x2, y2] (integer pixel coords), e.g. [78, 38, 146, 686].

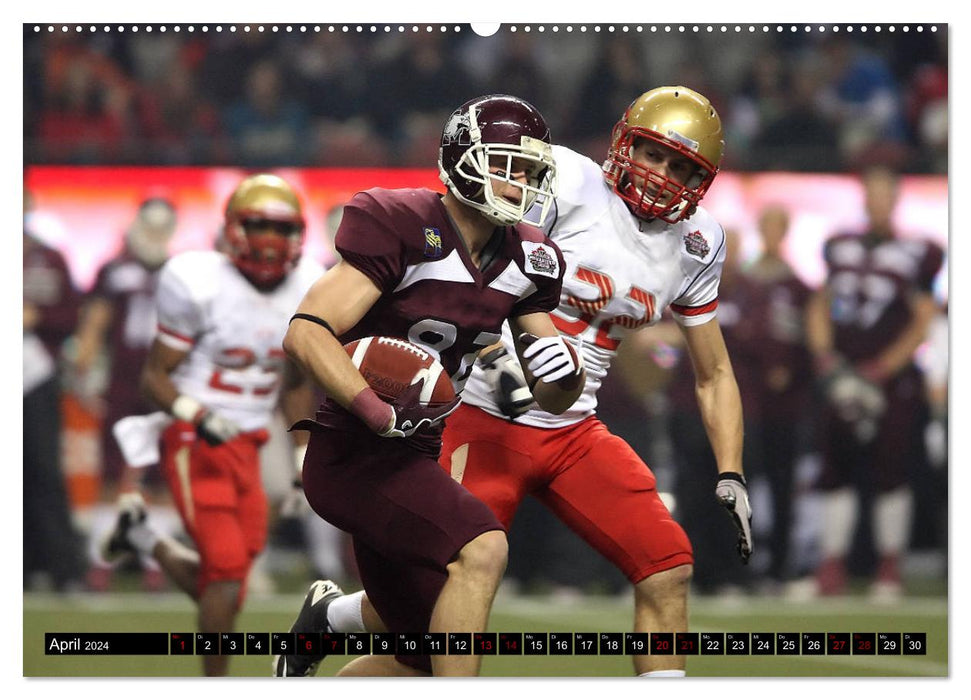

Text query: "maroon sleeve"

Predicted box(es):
[511, 234, 566, 318]
[34, 247, 80, 351]
[916, 240, 944, 293]
[334, 191, 406, 293]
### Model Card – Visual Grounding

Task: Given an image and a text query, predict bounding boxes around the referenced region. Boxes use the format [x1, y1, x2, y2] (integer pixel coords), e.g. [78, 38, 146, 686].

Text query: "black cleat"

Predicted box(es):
[100, 493, 147, 565]
[273, 579, 345, 677]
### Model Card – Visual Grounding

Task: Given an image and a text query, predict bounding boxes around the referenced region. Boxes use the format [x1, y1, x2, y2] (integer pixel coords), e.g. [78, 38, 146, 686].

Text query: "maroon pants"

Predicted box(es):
[299, 421, 503, 673]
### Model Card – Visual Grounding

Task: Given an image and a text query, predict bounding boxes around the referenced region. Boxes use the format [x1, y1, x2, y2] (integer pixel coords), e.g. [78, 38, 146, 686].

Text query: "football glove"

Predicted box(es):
[196, 411, 242, 446]
[822, 363, 887, 443]
[378, 379, 462, 439]
[518, 333, 583, 384]
[478, 346, 534, 419]
[172, 394, 241, 446]
[715, 472, 753, 565]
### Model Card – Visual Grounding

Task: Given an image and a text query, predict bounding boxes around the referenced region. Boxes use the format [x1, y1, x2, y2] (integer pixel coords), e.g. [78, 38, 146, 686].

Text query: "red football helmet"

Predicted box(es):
[439, 94, 557, 227]
[222, 174, 305, 288]
[603, 86, 724, 223]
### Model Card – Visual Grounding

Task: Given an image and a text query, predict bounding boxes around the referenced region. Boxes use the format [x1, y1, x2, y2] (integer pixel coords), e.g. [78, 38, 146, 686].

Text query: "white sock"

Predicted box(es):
[640, 670, 686, 677]
[819, 487, 858, 557]
[873, 487, 913, 556]
[327, 590, 367, 633]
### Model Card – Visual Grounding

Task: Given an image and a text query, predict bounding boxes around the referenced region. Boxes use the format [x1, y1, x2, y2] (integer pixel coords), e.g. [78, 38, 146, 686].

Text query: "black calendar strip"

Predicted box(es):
[44, 632, 927, 656]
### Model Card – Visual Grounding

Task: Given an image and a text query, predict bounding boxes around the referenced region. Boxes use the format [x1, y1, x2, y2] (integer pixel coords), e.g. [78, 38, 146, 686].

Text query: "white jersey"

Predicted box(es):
[461, 145, 726, 428]
[154, 251, 323, 431]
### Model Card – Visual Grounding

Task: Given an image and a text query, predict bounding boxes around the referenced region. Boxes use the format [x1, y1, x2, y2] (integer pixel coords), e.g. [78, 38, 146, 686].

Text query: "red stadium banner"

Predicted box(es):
[24, 166, 947, 300]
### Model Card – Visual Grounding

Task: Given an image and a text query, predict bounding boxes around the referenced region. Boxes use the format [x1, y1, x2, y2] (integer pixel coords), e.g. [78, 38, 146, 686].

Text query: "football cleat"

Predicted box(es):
[100, 492, 148, 566]
[273, 580, 345, 677]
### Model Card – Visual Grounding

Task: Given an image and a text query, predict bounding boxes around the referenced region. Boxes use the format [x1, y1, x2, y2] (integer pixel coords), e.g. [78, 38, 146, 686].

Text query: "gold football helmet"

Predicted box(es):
[223, 173, 306, 288]
[603, 86, 724, 223]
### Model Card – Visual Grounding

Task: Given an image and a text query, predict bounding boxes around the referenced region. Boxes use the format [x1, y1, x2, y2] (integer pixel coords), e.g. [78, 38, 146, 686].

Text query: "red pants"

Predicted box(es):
[440, 404, 693, 583]
[160, 422, 269, 598]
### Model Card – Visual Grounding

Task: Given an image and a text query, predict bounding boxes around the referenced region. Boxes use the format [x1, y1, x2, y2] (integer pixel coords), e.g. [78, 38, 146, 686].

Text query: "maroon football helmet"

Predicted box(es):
[438, 94, 557, 227]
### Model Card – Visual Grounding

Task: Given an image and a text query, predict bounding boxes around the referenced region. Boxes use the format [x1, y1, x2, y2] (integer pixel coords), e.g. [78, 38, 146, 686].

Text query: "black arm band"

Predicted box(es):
[289, 313, 337, 337]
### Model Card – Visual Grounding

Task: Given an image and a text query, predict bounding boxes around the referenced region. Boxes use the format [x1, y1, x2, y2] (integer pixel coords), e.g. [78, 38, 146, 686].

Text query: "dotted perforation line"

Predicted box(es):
[31, 23, 942, 34]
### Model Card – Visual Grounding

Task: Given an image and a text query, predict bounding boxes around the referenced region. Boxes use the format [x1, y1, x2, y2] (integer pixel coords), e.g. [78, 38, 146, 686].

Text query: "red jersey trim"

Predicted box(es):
[670, 299, 718, 317]
[157, 323, 195, 347]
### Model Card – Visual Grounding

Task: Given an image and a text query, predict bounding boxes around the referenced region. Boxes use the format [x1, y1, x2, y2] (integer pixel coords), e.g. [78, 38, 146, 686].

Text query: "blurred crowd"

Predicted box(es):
[24, 25, 946, 173]
[23, 25, 948, 602]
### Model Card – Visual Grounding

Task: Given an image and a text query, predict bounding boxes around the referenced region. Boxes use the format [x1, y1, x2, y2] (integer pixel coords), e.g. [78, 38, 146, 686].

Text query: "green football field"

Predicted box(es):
[24, 590, 947, 677]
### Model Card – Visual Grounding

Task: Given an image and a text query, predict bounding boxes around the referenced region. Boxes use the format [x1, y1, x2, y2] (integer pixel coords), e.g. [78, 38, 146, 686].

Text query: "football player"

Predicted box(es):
[805, 166, 944, 601]
[277, 94, 584, 677]
[72, 198, 177, 590]
[281, 87, 749, 678]
[102, 174, 323, 676]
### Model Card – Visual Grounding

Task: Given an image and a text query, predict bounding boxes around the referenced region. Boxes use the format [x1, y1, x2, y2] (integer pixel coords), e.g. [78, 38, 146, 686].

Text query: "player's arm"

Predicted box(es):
[860, 290, 939, 382]
[805, 286, 838, 373]
[509, 312, 585, 415]
[680, 318, 744, 476]
[140, 339, 192, 416]
[140, 338, 241, 446]
[278, 358, 315, 513]
[282, 260, 381, 409]
[283, 260, 459, 437]
[72, 297, 114, 374]
[680, 317, 753, 563]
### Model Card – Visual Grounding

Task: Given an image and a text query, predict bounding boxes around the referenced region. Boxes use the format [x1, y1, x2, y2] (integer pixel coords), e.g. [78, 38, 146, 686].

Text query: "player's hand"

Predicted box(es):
[518, 333, 583, 384]
[280, 478, 309, 518]
[196, 410, 242, 446]
[479, 346, 533, 419]
[378, 379, 462, 438]
[715, 472, 753, 564]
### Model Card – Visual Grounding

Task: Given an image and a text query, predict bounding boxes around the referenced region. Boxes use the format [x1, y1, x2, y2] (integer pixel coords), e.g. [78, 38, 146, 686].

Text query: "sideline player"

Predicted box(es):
[805, 166, 943, 600]
[282, 86, 752, 678]
[102, 174, 322, 676]
[278, 94, 585, 677]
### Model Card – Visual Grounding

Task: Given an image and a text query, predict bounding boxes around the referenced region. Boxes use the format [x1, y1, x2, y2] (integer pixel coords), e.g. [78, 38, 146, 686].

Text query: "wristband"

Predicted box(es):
[348, 387, 394, 434]
[171, 395, 205, 424]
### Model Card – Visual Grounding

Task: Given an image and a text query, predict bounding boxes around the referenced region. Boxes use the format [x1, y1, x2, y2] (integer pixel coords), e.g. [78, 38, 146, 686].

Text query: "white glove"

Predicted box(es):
[518, 333, 583, 384]
[715, 472, 753, 564]
[280, 445, 310, 518]
[478, 346, 533, 419]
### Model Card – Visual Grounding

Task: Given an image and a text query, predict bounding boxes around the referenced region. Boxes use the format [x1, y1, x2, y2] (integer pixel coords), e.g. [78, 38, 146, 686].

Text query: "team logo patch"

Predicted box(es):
[684, 230, 710, 259]
[423, 227, 443, 259]
[522, 241, 559, 278]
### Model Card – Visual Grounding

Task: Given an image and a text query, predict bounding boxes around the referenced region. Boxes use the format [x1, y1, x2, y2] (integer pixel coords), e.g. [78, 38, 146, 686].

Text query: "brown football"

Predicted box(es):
[344, 336, 455, 407]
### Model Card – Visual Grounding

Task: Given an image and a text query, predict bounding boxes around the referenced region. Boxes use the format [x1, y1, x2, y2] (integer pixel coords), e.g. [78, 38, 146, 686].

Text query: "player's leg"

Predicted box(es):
[301, 427, 506, 676]
[813, 411, 866, 595]
[534, 418, 693, 675]
[198, 579, 242, 676]
[427, 529, 507, 676]
[868, 368, 926, 601]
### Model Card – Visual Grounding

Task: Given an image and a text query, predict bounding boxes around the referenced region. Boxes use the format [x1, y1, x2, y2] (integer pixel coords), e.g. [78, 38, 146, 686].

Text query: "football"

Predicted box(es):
[344, 336, 455, 407]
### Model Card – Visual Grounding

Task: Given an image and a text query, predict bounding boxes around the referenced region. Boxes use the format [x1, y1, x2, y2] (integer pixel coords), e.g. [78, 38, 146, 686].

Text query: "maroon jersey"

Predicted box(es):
[824, 232, 944, 362]
[319, 187, 566, 450]
[89, 251, 162, 411]
[23, 233, 79, 359]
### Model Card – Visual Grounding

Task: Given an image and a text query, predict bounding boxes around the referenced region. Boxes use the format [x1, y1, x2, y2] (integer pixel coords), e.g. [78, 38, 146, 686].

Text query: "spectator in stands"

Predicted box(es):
[224, 58, 311, 166]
